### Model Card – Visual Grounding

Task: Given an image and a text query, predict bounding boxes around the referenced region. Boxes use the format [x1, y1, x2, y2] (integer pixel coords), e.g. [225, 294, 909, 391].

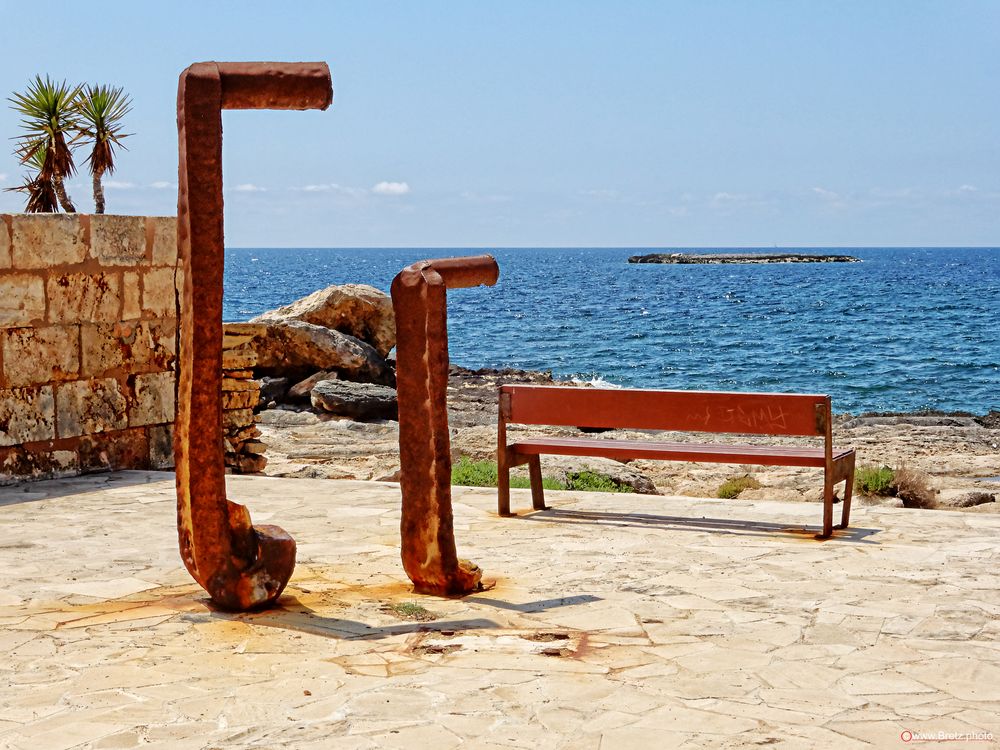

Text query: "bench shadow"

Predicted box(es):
[518, 507, 881, 544]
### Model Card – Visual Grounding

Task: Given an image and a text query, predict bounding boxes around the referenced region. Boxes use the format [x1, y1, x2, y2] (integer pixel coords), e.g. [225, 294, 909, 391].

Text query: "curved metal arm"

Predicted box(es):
[175, 62, 332, 610]
[390, 255, 500, 595]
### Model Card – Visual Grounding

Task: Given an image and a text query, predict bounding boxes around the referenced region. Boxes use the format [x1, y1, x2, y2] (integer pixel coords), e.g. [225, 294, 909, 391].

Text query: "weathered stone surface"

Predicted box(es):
[0, 446, 76, 483]
[78, 428, 150, 472]
[56, 378, 128, 438]
[47, 272, 122, 324]
[1, 325, 80, 386]
[130, 371, 176, 427]
[90, 215, 147, 266]
[80, 320, 176, 377]
[0, 216, 10, 268]
[142, 267, 177, 318]
[235, 320, 392, 383]
[223, 408, 255, 431]
[287, 370, 337, 402]
[235, 453, 267, 473]
[222, 377, 258, 393]
[222, 389, 258, 411]
[0, 386, 55, 446]
[148, 424, 175, 469]
[10, 214, 87, 268]
[953, 492, 996, 508]
[122, 271, 141, 319]
[251, 283, 396, 357]
[0, 274, 46, 326]
[311, 379, 398, 420]
[149, 217, 177, 266]
[222, 349, 257, 369]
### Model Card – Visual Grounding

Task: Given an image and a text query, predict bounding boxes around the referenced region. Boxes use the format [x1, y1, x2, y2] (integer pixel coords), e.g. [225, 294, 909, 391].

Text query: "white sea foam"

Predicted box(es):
[570, 376, 622, 389]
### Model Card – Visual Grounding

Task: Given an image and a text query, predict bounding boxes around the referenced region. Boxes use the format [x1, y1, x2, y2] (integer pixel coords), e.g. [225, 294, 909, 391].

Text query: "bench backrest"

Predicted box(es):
[500, 385, 831, 437]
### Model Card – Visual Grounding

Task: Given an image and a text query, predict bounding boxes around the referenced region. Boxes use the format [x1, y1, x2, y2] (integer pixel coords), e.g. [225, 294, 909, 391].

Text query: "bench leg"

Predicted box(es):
[527, 455, 547, 510]
[818, 472, 834, 540]
[836, 454, 856, 530]
[498, 452, 513, 516]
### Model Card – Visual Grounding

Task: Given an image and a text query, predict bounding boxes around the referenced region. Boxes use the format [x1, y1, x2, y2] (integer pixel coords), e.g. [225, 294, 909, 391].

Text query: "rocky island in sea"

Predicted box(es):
[628, 252, 862, 264]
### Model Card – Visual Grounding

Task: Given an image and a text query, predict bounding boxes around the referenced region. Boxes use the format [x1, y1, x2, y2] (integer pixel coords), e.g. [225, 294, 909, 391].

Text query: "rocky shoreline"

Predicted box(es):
[628, 252, 862, 264]
[229, 283, 998, 515]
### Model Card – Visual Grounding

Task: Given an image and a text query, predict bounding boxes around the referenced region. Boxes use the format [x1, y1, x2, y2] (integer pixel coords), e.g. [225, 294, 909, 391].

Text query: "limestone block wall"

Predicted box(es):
[0, 214, 180, 483]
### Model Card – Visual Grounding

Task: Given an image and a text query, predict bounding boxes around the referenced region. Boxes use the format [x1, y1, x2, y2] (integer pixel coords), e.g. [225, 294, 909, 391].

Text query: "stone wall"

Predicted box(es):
[0, 214, 179, 483]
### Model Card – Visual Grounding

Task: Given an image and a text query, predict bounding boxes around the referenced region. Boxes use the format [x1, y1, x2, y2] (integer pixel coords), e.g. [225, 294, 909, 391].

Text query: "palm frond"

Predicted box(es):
[8, 74, 82, 179]
[78, 84, 133, 176]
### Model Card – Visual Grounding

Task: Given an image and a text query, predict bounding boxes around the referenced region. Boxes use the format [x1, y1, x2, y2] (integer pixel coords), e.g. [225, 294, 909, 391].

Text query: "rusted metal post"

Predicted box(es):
[175, 62, 332, 610]
[391, 255, 500, 595]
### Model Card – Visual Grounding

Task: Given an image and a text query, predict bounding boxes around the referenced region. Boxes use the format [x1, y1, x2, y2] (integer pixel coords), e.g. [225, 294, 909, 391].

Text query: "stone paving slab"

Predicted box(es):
[1, 471, 998, 749]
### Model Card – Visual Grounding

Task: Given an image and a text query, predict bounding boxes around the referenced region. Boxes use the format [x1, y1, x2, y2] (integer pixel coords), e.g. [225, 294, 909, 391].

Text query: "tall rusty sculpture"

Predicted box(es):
[175, 62, 332, 610]
[391, 256, 500, 595]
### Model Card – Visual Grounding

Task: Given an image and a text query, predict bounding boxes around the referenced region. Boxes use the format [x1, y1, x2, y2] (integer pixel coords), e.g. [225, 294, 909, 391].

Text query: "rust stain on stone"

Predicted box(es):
[390, 255, 499, 596]
[175, 62, 332, 611]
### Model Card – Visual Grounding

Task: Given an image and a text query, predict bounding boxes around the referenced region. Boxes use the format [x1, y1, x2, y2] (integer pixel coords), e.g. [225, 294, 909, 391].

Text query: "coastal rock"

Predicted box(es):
[287, 370, 338, 402]
[251, 283, 396, 357]
[628, 252, 861, 264]
[258, 377, 290, 407]
[224, 320, 392, 385]
[952, 492, 996, 508]
[310, 380, 398, 421]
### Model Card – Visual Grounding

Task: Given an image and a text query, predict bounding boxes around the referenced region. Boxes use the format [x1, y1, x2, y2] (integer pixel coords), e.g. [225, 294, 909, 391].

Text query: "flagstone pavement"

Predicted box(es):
[1, 471, 998, 749]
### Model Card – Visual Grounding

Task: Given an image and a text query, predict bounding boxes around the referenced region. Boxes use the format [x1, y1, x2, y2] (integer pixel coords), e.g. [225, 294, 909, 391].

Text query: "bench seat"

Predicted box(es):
[509, 437, 854, 468]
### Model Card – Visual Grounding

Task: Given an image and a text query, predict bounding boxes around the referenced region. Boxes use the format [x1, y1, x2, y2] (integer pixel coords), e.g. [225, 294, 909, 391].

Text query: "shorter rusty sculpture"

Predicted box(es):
[391, 256, 500, 595]
[175, 62, 332, 610]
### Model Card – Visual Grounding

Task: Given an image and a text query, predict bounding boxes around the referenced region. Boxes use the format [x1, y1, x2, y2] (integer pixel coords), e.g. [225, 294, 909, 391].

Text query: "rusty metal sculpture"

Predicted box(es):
[391, 256, 500, 595]
[175, 62, 332, 610]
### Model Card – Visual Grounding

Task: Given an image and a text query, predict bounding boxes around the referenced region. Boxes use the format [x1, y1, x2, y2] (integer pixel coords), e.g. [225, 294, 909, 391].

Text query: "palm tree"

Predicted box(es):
[77, 84, 132, 214]
[5, 147, 58, 213]
[9, 75, 82, 212]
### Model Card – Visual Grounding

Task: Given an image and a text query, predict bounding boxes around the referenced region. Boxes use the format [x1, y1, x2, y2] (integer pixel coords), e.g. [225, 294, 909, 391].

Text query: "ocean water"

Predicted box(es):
[224, 247, 1000, 415]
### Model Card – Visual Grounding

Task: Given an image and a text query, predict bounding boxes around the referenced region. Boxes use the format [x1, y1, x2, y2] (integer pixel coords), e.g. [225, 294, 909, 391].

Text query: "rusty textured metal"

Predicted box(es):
[391, 255, 500, 595]
[175, 62, 332, 610]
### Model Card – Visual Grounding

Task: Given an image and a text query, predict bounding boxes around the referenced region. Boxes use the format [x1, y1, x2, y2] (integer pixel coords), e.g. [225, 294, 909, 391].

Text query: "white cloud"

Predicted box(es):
[235, 183, 266, 192]
[0, 173, 7, 183]
[293, 182, 367, 197]
[104, 180, 136, 190]
[150, 180, 176, 189]
[811, 186, 840, 200]
[958, 184, 978, 193]
[372, 181, 410, 196]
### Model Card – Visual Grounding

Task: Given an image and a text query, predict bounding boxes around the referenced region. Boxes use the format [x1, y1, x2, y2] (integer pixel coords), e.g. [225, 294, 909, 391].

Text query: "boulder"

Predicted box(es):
[287, 370, 338, 402]
[224, 320, 392, 385]
[251, 283, 395, 357]
[258, 376, 290, 407]
[310, 380, 398, 421]
[954, 492, 996, 508]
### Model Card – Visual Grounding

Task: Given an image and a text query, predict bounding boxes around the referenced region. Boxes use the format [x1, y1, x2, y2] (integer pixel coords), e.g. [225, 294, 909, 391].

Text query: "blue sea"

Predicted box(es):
[224, 248, 1000, 415]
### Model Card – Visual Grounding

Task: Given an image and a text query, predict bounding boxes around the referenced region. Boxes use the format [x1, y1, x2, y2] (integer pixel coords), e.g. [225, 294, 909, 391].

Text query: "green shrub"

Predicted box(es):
[564, 471, 629, 493]
[451, 457, 626, 492]
[716, 475, 762, 499]
[855, 465, 896, 496]
[451, 457, 563, 490]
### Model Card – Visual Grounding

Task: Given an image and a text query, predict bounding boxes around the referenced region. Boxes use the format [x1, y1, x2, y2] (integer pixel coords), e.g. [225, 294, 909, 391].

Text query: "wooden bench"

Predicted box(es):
[497, 385, 856, 538]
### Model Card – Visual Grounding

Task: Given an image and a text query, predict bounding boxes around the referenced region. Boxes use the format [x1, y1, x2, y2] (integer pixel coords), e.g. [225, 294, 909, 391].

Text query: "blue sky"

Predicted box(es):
[0, 1, 997, 247]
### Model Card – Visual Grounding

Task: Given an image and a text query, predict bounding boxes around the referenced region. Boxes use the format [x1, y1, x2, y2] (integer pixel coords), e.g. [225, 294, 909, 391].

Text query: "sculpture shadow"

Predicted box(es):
[0, 470, 174, 507]
[518, 506, 881, 544]
[208, 595, 501, 641]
